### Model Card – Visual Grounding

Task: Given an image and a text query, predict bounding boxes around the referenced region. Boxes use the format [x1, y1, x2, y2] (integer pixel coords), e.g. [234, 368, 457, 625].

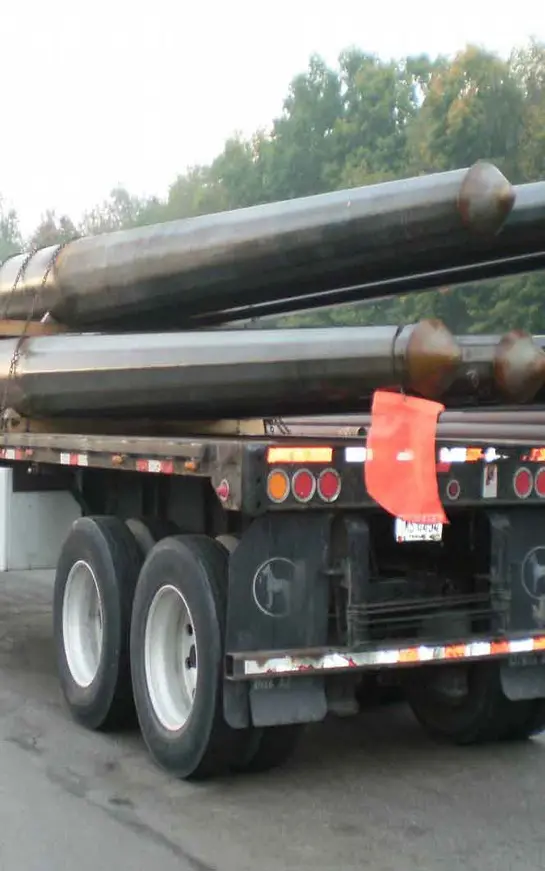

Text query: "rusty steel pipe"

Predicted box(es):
[442, 332, 545, 406]
[0, 320, 463, 420]
[0, 162, 514, 331]
[266, 335, 545, 435]
[269, 415, 545, 442]
[217, 181, 545, 328]
[1, 321, 543, 422]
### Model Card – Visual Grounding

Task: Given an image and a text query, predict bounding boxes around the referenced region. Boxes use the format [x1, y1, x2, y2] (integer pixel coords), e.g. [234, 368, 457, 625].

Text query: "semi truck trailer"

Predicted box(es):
[2, 415, 545, 779]
[0, 161, 544, 781]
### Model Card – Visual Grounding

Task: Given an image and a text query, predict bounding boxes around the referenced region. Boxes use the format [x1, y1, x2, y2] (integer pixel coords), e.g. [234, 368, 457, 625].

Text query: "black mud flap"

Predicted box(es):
[489, 508, 545, 701]
[500, 662, 545, 701]
[223, 512, 332, 728]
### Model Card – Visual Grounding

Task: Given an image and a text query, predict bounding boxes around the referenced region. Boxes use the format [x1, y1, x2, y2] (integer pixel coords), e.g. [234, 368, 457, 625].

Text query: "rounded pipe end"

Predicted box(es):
[404, 319, 462, 399]
[458, 161, 515, 237]
[494, 330, 545, 403]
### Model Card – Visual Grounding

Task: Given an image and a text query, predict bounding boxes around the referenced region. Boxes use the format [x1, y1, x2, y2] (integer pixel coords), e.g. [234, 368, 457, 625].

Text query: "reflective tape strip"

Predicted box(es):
[242, 635, 545, 677]
[0, 448, 24, 461]
[60, 452, 88, 467]
[135, 458, 174, 474]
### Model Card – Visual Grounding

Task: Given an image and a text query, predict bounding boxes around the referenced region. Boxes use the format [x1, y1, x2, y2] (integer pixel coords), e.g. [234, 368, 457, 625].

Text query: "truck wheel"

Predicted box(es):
[215, 534, 240, 554]
[405, 661, 545, 745]
[53, 516, 143, 731]
[231, 725, 301, 774]
[130, 534, 244, 780]
[126, 517, 180, 557]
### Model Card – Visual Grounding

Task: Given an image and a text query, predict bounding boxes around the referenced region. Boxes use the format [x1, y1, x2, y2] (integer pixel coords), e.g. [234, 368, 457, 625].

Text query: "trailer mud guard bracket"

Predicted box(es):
[224, 512, 332, 728]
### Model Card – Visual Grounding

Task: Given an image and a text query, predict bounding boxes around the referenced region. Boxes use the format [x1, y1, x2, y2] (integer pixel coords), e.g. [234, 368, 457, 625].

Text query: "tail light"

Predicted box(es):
[535, 467, 545, 498]
[292, 469, 316, 503]
[317, 468, 341, 503]
[513, 467, 533, 499]
[267, 469, 290, 503]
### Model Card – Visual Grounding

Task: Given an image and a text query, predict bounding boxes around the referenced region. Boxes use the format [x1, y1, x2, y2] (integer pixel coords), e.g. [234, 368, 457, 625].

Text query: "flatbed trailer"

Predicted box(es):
[2, 159, 545, 780]
[2, 421, 545, 778]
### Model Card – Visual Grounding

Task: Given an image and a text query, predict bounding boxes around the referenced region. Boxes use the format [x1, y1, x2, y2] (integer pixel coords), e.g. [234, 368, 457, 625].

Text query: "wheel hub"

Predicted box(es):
[144, 584, 198, 732]
[62, 560, 104, 688]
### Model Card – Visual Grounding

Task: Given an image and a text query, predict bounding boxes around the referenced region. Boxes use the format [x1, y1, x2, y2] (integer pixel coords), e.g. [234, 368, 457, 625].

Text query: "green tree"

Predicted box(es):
[511, 40, 545, 180]
[259, 54, 343, 201]
[329, 51, 421, 188]
[408, 45, 524, 176]
[28, 210, 80, 250]
[0, 198, 22, 262]
[209, 135, 265, 209]
[165, 166, 225, 220]
[81, 187, 165, 235]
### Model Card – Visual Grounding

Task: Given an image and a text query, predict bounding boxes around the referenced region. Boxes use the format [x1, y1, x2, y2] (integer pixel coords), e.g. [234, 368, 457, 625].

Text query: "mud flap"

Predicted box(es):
[489, 507, 545, 634]
[249, 676, 327, 727]
[223, 512, 332, 728]
[500, 663, 545, 701]
[489, 508, 545, 701]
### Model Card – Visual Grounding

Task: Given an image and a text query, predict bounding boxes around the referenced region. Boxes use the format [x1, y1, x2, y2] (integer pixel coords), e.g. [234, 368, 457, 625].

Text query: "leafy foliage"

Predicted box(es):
[0, 198, 22, 262]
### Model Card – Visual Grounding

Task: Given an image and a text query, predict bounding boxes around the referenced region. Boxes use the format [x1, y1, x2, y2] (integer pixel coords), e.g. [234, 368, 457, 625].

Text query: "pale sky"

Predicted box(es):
[1, 0, 543, 234]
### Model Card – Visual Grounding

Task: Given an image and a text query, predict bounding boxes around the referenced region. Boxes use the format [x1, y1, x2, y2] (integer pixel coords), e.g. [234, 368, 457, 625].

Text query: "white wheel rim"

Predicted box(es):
[62, 560, 104, 688]
[144, 584, 198, 732]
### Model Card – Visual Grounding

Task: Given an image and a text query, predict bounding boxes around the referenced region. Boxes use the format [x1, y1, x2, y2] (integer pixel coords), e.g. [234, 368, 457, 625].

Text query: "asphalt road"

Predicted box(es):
[1, 570, 545, 871]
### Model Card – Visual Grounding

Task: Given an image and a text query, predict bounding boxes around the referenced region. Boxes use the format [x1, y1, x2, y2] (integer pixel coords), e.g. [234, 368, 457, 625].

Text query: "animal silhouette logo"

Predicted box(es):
[521, 547, 545, 626]
[252, 558, 296, 618]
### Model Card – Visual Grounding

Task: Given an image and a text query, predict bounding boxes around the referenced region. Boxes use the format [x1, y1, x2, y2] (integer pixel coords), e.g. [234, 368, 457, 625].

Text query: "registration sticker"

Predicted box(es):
[394, 518, 443, 543]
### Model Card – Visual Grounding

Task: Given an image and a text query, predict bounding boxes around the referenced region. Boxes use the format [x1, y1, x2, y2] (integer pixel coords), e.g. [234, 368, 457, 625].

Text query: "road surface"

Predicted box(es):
[0, 569, 544, 871]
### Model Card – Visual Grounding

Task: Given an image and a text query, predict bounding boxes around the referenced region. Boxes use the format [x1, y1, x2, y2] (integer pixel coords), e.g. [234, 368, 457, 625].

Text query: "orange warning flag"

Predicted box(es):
[364, 389, 448, 525]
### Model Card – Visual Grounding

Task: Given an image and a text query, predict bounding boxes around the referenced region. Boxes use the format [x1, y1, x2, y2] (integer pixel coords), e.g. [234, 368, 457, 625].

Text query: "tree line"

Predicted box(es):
[1, 40, 544, 334]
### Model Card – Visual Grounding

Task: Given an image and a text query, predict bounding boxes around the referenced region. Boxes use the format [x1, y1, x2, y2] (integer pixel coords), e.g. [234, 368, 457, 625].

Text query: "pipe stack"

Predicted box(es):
[0, 161, 543, 421]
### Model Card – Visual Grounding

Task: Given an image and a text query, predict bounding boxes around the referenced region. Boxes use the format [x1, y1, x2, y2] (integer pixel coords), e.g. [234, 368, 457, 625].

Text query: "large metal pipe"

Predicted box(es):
[0, 321, 545, 420]
[0, 162, 515, 331]
[1, 321, 544, 422]
[204, 182, 545, 327]
[274, 418, 545, 444]
[272, 409, 545, 438]
[265, 333, 545, 435]
[0, 321, 465, 419]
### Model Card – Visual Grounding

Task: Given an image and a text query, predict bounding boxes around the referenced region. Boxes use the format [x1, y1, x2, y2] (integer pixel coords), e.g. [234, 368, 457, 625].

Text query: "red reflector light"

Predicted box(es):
[292, 469, 316, 503]
[535, 467, 545, 498]
[513, 467, 533, 499]
[317, 468, 341, 502]
[446, 479, 461, 500]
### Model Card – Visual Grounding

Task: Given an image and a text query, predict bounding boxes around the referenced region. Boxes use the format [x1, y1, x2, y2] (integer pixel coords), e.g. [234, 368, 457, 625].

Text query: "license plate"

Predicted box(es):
[394, 518, 443, 543]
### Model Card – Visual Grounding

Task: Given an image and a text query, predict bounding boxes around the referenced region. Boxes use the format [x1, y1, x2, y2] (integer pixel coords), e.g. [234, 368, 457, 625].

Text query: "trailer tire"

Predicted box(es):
[405, 661, 545, 745]
[53, 516, 143, 731]
[231, 725, 301, 773]
[130, 534, 245, 780]
[215, 534, 240, 554]
[126, 517, 180, 556]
